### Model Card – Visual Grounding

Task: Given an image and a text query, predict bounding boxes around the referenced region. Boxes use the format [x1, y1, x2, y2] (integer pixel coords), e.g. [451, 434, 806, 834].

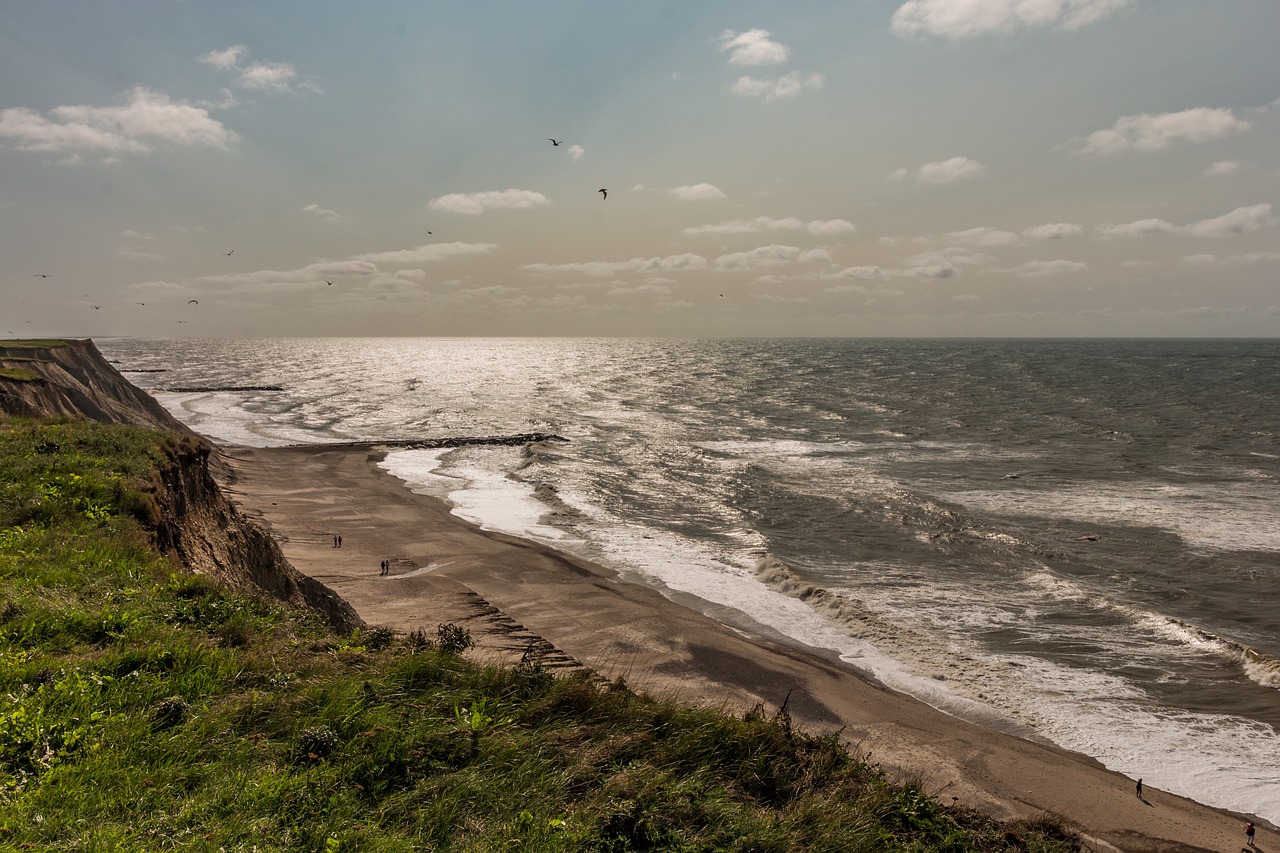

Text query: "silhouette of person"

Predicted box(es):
[337, 534, 342, 548]
[1135, 778, 1142, 799]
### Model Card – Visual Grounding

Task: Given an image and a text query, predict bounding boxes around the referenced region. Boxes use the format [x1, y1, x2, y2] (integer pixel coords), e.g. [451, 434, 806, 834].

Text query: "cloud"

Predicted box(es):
[301, 203, 342, 221]
[200, 45, 248, 70]
[683, 216, 855, 236]
[730, 71, 824, 101]
[822, 265, 889, 282]
[1096, 204, 1276, 239]
[1024, 222, 1083, 240]
[237, 61, 298, 93]
[1077, 108, 1250, 155]
[944, 226, 1020, 246]
[714, 244, 803, 271]
[201, 45, 318, 94]
[1182, 204, 1276, 237]
[1203, 159, 1244, 177]
[0, 87, 238, 154]
[354, 242, 499, 264]
[892, 156, 986, 185]
[568, 144, 585, 161]
[428, 188, 551, 215]
[671, 183, 727, 201]
[998, 259, 1088, 277]
[523, 253, 707, 277]
[902, 249, 993, 278]
[891, 0, 1135, 39]
[1181, 254, 1217, 266]
[716, 29, 790, 65]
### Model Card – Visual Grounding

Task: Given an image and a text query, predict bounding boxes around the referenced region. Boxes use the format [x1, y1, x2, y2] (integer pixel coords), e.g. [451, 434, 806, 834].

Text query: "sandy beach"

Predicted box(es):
[218, 442, 1271, 853]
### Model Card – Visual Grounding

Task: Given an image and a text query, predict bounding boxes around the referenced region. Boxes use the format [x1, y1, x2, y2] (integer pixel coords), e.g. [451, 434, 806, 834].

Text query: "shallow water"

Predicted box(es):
[101, 336, 1280, 821]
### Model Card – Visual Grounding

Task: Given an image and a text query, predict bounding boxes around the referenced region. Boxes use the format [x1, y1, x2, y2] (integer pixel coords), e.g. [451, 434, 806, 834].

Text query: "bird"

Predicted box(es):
[223, 250, 234, 256]
[548, 138, 562, 146]
[33, 274, 50, 278]
[324, 280, 333, 286]
[188, 299, 198, 304]
[91, 305, 100, 310]
[425, 231, 432, 235]
[598, 188, 608, 199]
[176, 320, 186, 324]
[136, 302, 147, 306]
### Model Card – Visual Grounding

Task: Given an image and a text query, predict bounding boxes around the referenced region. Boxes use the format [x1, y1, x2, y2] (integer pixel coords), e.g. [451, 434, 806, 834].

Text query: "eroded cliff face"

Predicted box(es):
[141, 437, 364, 634]
[0, 338, 364, 634]
[0, 339, 189, 431]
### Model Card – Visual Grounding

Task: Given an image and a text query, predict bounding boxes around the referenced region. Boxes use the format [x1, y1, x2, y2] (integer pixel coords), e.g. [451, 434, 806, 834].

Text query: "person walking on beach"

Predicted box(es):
[1245, 821, 1256, 847]
[337, 534, 342, 548]
[332, 534, 338, 548]
[1135, 778, 1142, 799]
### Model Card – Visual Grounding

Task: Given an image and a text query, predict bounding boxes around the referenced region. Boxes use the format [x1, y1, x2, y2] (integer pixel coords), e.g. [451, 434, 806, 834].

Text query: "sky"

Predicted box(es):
[2, 0, 1278, 338]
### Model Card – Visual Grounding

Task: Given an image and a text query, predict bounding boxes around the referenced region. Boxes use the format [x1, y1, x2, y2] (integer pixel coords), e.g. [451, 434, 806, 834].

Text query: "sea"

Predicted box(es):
[98, 337, 1280, 823]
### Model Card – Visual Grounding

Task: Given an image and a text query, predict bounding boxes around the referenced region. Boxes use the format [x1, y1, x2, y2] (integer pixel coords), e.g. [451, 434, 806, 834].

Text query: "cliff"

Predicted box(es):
[0, 338, 364, 634]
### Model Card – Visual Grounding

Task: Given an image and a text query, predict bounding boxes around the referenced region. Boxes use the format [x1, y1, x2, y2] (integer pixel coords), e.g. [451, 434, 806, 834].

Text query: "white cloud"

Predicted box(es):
[714, 244, 802, 271]
[0, 87, 238, 153]
[891, 0, 1135, 39]
[893, 156, 986, 185]
[944, 226, 1020, 246]
[822, 265, 888, 281]
[200, 45, 248, 70]
[1182, 204, 1276, 237]
[999, 259, 1088, 277]
[671, 183, 727, 201]
[683, 216, 855, 236]
[1097, 204, 1276, 239]
[568, 144, 585, 161]
[731, 71, 824, 101]
[903, 249, 993, 278]
[301, 203, 342, 221]
[716, 29, 790, 65]
[355, 242, 499, 264]
[237, 61, 298, 93]
[1024, 222, 1083, 240]
[201, 45, 318, 95]
[428, 189, 551, 215]
[523, 253, 707, 277]
[1203, 159, 1244, 177]
[1181, 254, 1217, 266]
[1077, 108, 1250, 155]
[1095, 218, 1175, 239]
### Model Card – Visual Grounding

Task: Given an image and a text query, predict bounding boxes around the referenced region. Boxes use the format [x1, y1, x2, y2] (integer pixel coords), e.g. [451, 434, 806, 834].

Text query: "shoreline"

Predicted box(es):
[217, 440, 1270, 853]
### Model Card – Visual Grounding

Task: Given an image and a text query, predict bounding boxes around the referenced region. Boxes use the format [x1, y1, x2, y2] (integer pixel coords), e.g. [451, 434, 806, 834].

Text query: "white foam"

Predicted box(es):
[380, 447, 570, 541]
[948, 482, 1280, 552]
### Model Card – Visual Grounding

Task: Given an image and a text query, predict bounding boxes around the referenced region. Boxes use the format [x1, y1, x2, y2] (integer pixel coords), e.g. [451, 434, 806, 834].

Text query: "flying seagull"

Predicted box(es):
[598, 188, 607, 200]
[324, 280, 333, 286]
[223, 250, 234, 256]
[33, 274, 50, 278]
[548, 138, 562, 146]
[188, 299, 198, 304]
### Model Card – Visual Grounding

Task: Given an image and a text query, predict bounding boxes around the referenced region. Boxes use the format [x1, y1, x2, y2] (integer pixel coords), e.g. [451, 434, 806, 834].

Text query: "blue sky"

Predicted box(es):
[2, 1, 1278, 337]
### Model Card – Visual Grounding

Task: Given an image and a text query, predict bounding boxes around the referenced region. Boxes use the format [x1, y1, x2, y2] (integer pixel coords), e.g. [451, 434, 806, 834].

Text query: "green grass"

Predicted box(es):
[0, 417, 1082, 852]
[0, 340, 68, 351]
[0, 368, 42, 382]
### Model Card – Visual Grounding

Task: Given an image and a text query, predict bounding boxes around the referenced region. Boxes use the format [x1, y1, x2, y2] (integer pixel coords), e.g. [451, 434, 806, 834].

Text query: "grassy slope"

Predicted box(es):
[0, 418, 1081, 852]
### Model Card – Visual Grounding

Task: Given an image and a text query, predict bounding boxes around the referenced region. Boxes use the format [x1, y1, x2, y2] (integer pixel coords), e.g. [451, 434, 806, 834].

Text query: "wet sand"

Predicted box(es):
[218, 442, 1272, 853]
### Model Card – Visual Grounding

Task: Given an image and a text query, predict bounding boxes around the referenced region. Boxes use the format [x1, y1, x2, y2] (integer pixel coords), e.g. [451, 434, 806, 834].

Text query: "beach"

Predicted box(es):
[217, 441, 1271, 853]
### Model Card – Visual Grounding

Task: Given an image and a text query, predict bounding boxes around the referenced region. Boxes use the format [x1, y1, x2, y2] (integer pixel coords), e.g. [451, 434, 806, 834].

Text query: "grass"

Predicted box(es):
[0, 341, 68, 350]
[0, 368, 42, 382]
[0, 417, 1083, 852]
